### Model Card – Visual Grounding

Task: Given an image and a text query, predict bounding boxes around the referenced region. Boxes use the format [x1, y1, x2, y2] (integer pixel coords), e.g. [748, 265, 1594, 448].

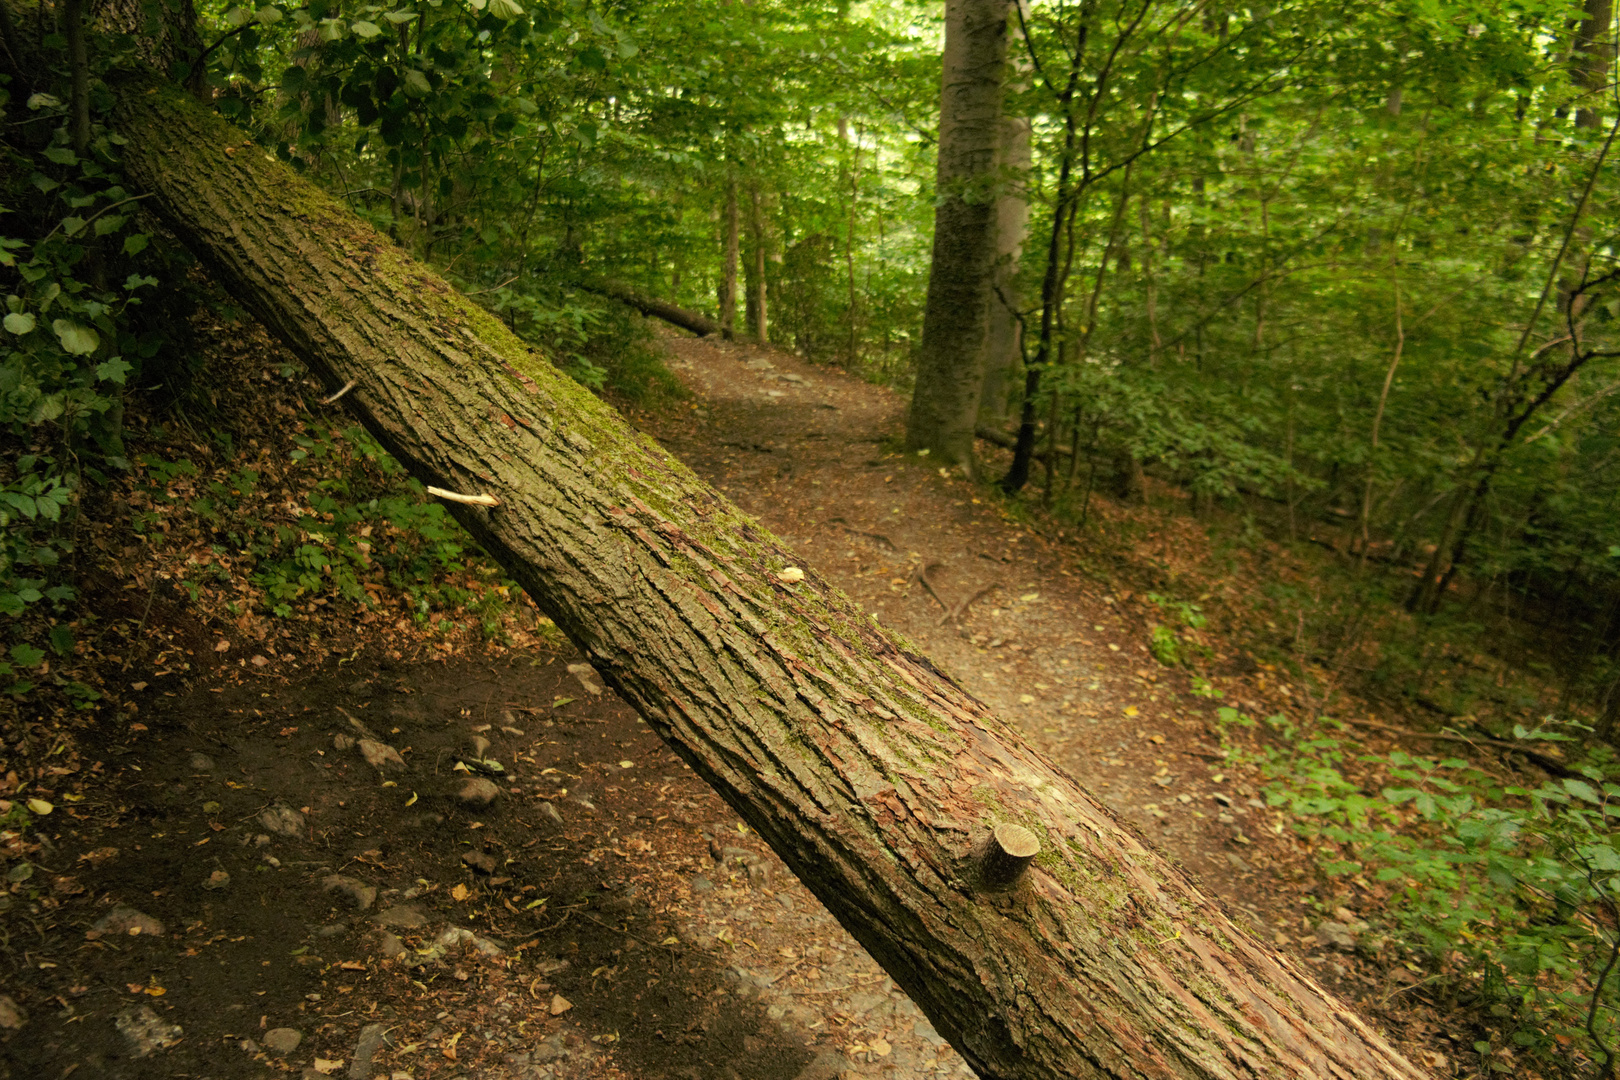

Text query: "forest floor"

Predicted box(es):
[0, 322, 1476, 1080]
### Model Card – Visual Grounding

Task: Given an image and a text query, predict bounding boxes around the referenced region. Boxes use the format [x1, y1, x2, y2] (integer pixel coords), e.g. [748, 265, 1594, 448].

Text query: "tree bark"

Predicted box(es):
[720, 172, 740, 339]
[906, 0, 1010, 472]
[746, 184, 769, 344]
[1573, 0, 1615, 130]
[111, 77, 1428, 1080]
[980, 113, 1031, 427]
[572, 277, 726, 338]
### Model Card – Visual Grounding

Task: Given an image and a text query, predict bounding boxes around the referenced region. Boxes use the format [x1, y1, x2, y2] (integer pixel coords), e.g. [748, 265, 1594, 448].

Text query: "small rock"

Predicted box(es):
[358, 739, 406, 772]
[323, 875, 378, 911]
[263, 1027, 304, 1055]
[436, 926, 503, 957]
[115, 1005, 182, 1057]
[373, 905, 429, 929]
[566, 663, 604, 696]
[349, 1022, 391, 1079]
[373, 931, 406, 959]
[458, 778, 499, 806]
[261, 804, 305, 837]
[188, 752, 216, 772]
[201, 870, 231, 891]
[689, 875, 714, 893]
[549, 994, 572, 1016]
[470, 735, 492, 758]
[333, 734, 356, 752]
[0, 995, 25, 1030]
[536, 801, 563, 827]
[462, 851, 497, 874]
[746, 861, 772, 888]
[1315, 920, 1358, 952]
[93, 907, 166, 937]
[792, 1050, 851, 1080]
[1211, 792, 1233, 807]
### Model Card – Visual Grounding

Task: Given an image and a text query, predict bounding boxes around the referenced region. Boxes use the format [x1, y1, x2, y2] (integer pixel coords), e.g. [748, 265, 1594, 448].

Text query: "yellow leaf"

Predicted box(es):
[451, 883, 471, 902]
[1124, 706, 1139, 717]
[144, 986, 166, 996]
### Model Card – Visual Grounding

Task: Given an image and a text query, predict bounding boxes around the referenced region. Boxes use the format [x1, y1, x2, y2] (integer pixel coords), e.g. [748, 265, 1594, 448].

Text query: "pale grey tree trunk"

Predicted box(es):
[980, 113, 1031, 427]
[906, 0, 1011, 471]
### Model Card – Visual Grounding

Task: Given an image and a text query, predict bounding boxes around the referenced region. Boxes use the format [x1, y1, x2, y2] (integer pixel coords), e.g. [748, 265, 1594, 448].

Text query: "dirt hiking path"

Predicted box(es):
[0, 326, 1340, 1080]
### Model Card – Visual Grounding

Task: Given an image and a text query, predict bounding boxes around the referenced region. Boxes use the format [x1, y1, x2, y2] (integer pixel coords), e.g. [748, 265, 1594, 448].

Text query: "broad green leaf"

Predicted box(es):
[122, 233, 149, 256]
[51, 319, 99, 355]
[10, 644, 44, 667]
[26, 92, 61, 110]
[351, 20, 382, 38]
[93, 214, 126, 237]
[3, 313, 34, 335]
[224, 5, 254, 26]
[1562, 779, 1600, 804]
[96, 357, 132, 385]
[255, 6, 283, 24]
[487, 0, 524, 18]
[403, 70, 432, 97]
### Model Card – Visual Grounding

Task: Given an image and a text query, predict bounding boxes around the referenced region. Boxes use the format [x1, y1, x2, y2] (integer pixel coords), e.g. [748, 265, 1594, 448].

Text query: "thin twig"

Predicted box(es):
[320, 379, 356, 405]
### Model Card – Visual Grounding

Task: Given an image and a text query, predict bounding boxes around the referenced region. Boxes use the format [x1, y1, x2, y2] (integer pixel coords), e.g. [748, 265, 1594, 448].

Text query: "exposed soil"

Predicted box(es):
[0, 324, 1469, 1080]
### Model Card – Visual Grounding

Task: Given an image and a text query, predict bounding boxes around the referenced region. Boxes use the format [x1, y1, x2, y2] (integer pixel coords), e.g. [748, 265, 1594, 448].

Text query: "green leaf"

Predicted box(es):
[224, 5, 254, 26]
[9, 644, 45, 667]
[48, 624, 74, 657]
[60, 216, 87, 237]
[95, 357, 132, 385]
[403, 69, 432, 97]
[3, 312, 35, 335]
[51, 319, 99, 355]
[42, 147, 76, 165]
[487, 0, 524, 18]
[255, 6, 284, 24]
[93, 214, 126, 237]
[351, 20, 382, 38]
[1562, 779, 1600, 805]
[26, 93, 62, 110]
[122, 233, 149, 257]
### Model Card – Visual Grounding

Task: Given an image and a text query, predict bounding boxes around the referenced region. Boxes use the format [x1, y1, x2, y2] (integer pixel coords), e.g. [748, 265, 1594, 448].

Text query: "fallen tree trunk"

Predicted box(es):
[111, 79, 1427, 1080]
[573, 276, 727, 338]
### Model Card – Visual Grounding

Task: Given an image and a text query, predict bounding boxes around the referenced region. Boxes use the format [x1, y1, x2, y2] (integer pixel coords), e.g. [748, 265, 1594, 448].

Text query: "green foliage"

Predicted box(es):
[1225, 709, 1620, 1070]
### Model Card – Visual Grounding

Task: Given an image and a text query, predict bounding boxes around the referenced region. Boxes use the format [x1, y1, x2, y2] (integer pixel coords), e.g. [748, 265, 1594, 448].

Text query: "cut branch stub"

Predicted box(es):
[981, 822, 1041, 889]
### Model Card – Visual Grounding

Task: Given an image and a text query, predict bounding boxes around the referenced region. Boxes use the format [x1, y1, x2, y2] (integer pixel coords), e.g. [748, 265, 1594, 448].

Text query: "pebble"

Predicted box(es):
[461, 850, 497, 874]
[1315, 920, 1359, 951]
[115, 1005, 183, 1057]
[458, 778, 500, 805]
[470, 735, 492, 758]
[93, 907, 166, 937]
[263, 1027, 304, 1055]
[548, 994, 572, 1016]
[373, 904, 429, 929]
[0, 995, 25, 1030]
[350, 1021, 391, 1079]
[261, 804, 305, 837]
[373, 930, 406, 959]
[566, 663, 604, 695]
[535, 801, 563, 826]
[188, 752, 216, 772]
[323, 874, 379, 911]
[436, 926, 503, 957]
[359, 739, 406, 772]
[334, 734, 356, 752]
[689, 875, 714, 893]
[201, 870, 231, 891]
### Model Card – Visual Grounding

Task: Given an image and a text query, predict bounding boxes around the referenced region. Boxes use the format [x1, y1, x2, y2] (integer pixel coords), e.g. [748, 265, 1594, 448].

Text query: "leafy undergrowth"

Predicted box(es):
[0, 312, 560, 881]
[974, 453, 1618, 1077]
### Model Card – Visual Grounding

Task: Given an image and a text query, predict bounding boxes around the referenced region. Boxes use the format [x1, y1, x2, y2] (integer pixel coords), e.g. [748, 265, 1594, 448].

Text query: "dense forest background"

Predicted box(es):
[4, 0, 1620, 1075]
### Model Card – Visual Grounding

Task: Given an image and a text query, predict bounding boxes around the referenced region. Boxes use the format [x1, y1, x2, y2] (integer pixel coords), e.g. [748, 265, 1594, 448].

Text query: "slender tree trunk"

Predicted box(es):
[1360, 269, 1404, 571]
[113, 75, 1427, 1080]
[61, 0, 90, 155]
[1574, 0, 1615, 130]
[845, 131, 861, 366]
[746, 184, 768, 344]
[907, 0, 1010, 472]
[981, 114, 1032, 427]
[720, 173, 739, 339]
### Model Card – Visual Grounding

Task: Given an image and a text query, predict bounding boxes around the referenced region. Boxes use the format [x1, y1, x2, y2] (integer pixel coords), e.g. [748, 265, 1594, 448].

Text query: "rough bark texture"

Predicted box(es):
[112, 78, 1429, 1080]
[720, 174, 740, 338]
[906, 0, 1009, 471]
[1574, 0, 1615, 129]
[572, 278, 724, 338]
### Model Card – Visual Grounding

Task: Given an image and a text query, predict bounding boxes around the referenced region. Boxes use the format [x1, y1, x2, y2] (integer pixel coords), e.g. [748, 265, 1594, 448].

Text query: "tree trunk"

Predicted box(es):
[111, 77, 1428, 1080]
[980, 114, 1031, 427]
[906, 0, 1010, 472]
[1573, 0, 1615, 130]
[746, 184, 768, 344]
[720, 173, 740, 339]
[571, 278, 725, 338]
